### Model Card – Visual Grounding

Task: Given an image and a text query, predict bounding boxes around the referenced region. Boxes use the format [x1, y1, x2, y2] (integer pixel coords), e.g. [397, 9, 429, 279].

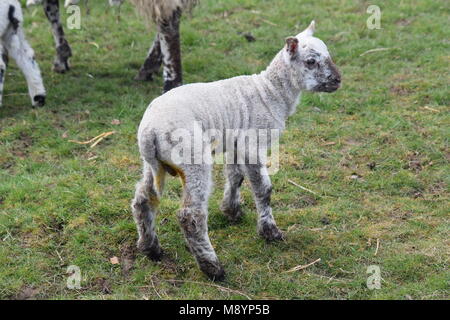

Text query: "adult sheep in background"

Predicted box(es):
[26, 0, 198, 92]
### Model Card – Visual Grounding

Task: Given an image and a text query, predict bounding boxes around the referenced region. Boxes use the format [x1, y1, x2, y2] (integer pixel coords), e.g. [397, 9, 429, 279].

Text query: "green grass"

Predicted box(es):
[0, 0, 449, 299]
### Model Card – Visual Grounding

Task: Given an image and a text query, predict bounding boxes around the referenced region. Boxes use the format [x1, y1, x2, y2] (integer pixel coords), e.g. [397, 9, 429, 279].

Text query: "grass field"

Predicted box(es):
[0, 0, 448, 299]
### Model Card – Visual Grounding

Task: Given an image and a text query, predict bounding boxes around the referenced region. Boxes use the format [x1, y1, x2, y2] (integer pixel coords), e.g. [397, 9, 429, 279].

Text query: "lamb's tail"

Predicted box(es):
[129, 0, 198, 23]
[139, 127, 179, 179]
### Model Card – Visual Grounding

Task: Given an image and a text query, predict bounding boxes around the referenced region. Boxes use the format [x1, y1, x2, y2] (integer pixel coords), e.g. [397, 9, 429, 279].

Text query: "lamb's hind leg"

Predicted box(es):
[43, 0, 72, 73]
[131, 161, 164, 260]
[244, 164, 283, 241]
[220, 164, 245, 222]
[135, 33, 162, 81]
[178, 164, 225, 281]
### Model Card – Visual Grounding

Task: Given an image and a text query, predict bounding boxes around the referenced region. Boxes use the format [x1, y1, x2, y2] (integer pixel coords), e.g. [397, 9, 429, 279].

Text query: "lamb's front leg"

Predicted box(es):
[220, 164, 245, 222]
[244, 164, 284, 241]
[6, 31, 46, 107]
[135, 34, 162, 81]
[43, 0, 72, 73]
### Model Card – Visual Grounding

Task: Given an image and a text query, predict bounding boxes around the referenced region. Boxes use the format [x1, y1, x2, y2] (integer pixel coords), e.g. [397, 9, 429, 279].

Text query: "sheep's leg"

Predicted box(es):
[159, 9, 182, 93]
[178, 164, 225, 281]
[131, 161, 164, 260]
[220, 164, 245, 222]
[5, 30, 46, 107]
[135, 34, 162, 81]
[0, 45, 6, 107]
[43, 0, 72, 73]
[244, 164, 284, 241]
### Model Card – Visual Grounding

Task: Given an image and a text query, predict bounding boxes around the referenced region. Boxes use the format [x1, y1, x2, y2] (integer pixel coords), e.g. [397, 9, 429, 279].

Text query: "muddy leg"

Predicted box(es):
[244, 164, 283, 241]
[135, 33, 162, 81]
[220, 164, 245, 222]
[131, 161, 164, 260]
[177, 164, 225, 281]
[43, 0, 72, 73]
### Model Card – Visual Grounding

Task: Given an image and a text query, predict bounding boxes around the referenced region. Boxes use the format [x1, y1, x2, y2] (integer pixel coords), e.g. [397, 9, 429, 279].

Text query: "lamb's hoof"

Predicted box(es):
[33, 95, 46, 108]
[143, 247, 163, 261]
[199, 260, 225, 282]
[259, 223, 284, 242]
[137, 242, 163, 261]
[220, 204, 244, 223]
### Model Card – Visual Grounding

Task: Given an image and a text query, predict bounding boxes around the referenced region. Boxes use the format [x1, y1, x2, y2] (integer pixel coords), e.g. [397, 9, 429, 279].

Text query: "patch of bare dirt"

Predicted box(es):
[390, 85, 413, 96]
[292, 195, 318, 208]
[396, 18, 414, 27]
[12, 286, 39, 300]
[120, 243, 137, 277]
[428, 181, 447, 197]
[404, 151, 424, 172]
[11, 132, 33, 160]
[390, 207, 413, 220]
[91, 277, 112, 294]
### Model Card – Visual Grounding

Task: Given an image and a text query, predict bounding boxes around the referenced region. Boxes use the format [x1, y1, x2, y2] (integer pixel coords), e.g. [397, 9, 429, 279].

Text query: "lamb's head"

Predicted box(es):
[283, 21, 341, 93]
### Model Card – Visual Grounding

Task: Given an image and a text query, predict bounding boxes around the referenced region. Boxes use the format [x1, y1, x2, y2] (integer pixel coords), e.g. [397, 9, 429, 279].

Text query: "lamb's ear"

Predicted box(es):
[285, 37, 299, 57]
[303, 20, 316, 37]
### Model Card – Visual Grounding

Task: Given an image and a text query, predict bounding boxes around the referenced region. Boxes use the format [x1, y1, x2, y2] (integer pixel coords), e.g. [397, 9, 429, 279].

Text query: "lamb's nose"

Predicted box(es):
[328, 74, 341, 85]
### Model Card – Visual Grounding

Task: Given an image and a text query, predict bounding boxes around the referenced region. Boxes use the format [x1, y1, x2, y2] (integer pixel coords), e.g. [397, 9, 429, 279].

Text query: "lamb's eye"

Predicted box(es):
[306, 58, 316, 66]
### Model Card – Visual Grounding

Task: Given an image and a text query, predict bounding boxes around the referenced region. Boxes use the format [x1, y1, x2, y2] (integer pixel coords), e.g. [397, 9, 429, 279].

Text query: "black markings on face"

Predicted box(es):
[8, 5, 20, 32]
[303, 50, 321, 69]
[325, 57, 341, 82]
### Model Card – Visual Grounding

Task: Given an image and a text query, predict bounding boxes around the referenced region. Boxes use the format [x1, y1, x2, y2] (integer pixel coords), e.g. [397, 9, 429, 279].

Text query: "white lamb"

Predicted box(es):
[132, 21, 341, 280]
[0, 0, 46, 107]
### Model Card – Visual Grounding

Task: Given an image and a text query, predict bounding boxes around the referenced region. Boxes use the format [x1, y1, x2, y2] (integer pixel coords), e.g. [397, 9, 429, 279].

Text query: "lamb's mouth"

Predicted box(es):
[314, 83, 340, 93]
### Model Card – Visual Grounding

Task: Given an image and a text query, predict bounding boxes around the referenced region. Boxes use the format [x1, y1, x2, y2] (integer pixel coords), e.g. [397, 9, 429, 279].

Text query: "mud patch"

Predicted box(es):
[390, 208, 413, 220]
[92, 277, 112, 294]
[390, 85, 413, 96]
[295, 195, 318, 208]
[120, 243, 137, 277]
[160, 254, 186, 275]
[396, 18, 414, 27]
[404, 151, 424, 173]
[13, 285, 39, 300]
[11, 132, 33, 160]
